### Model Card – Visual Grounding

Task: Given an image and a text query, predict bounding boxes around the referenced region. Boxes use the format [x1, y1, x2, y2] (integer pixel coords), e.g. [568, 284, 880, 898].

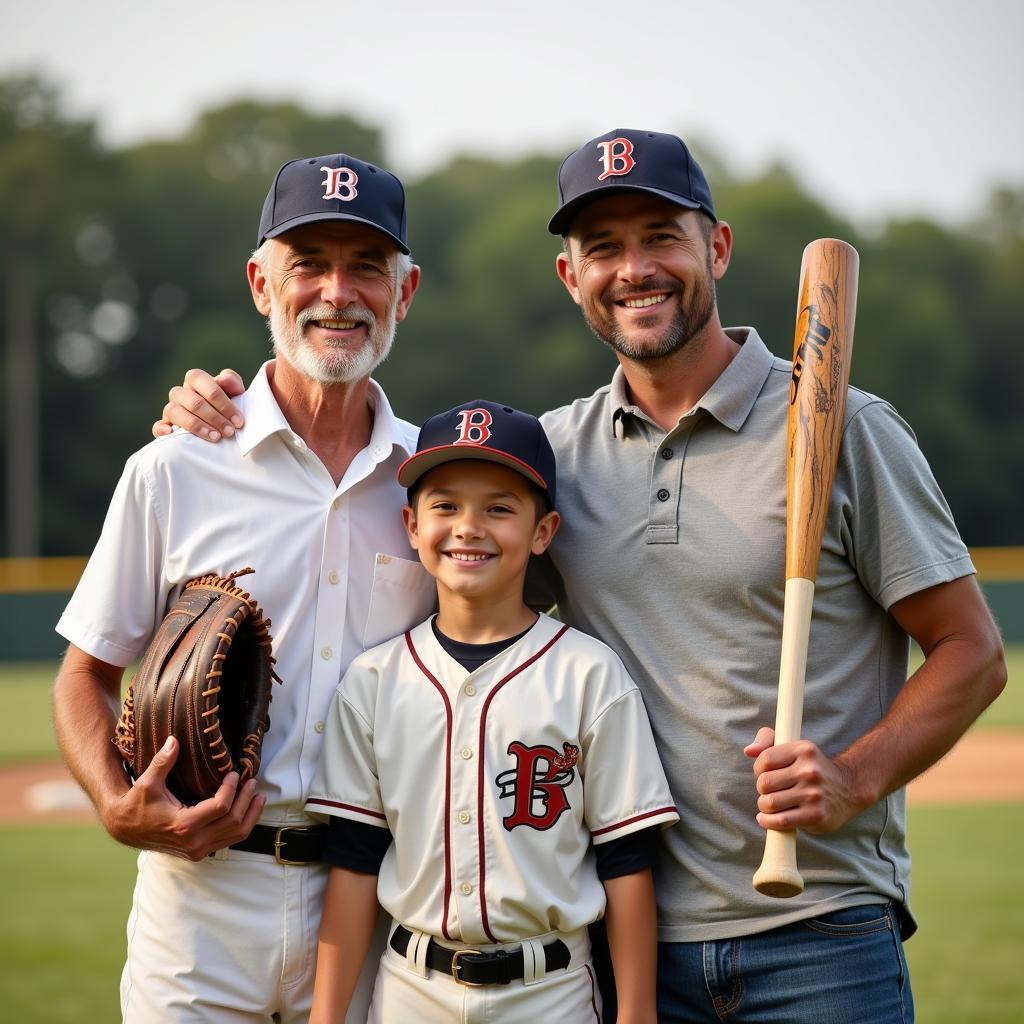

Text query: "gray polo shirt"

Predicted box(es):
[536, 327, 974, 941]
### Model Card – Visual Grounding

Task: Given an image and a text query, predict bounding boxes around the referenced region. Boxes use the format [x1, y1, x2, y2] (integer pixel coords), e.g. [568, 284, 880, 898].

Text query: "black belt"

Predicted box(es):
[389, 924, 571, 986]
[229, 824, 326, 865]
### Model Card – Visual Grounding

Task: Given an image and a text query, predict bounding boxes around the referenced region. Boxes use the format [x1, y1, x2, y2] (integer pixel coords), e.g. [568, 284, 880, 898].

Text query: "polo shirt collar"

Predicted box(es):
[695, 327, 775, 432]
[235, 361, 413, 462]
[608, 327, 774, 436]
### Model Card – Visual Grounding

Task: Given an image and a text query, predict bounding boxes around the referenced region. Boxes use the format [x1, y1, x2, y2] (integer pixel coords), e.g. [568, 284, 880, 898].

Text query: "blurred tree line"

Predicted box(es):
[2, 74, 1021, 555]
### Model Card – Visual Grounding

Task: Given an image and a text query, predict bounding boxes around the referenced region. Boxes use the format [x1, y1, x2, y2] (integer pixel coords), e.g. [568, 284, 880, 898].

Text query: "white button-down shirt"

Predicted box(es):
[57, 362, 436, 819]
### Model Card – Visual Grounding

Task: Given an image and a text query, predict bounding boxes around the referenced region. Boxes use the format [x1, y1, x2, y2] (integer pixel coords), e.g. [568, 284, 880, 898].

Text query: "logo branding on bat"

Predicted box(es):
[790, 304, 832, 406]
[496, 741, 579, 831]
[453, 408, 494, 445]
[321, 166, 359, 202]
[596, 138, 636, 181]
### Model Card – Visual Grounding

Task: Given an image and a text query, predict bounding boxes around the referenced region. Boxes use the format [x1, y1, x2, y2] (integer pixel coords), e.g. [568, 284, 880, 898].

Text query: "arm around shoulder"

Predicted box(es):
[153, 367, 248, 441]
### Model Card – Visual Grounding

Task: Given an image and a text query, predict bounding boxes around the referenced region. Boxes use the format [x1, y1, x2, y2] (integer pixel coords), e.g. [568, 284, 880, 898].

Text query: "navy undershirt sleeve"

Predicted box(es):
[594, 825, 661, 881]
[322, 816, 392, 874]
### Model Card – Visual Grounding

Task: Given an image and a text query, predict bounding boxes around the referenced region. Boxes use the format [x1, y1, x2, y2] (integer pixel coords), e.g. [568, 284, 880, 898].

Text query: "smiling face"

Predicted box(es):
[248, 221, 418, 385]
[556, 193, 729, 364]
[403, 461, 559, 613]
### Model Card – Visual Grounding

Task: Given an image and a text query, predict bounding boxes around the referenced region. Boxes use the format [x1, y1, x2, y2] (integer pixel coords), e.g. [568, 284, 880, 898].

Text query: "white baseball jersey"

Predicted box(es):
[305, 612, 678, 945]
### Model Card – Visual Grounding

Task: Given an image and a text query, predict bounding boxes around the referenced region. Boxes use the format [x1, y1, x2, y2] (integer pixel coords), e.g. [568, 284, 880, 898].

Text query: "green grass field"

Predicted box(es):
[2, 654, 1020, 1022]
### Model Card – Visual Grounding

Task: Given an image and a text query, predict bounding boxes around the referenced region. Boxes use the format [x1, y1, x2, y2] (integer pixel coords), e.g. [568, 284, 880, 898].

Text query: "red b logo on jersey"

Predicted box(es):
[321, 166, 359, 202]
[496, 741, 579, 831]
[454, 408, 493, 446]
[597, 138, 636, 181]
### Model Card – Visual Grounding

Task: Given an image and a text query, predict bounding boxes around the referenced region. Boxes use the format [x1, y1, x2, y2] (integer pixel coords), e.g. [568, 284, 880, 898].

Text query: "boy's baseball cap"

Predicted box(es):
[398, 400, 557, 506]
[548, 128, 716, 236]
[257, 152, 410, 253]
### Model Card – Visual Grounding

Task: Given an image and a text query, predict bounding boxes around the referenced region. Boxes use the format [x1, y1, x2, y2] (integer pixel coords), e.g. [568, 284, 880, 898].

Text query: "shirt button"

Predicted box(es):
[464, 683, 476, 696]
[460, 747, 473, 760]
[328, 571, 340, 585]
[661, 447, 674, 460]
[657, 488, 671, 502]
[314, 721, 325, 734]
[461, 882, 473, 895]
[458, 810, 471, 824]
[321, 646, 332, 660]
[332, 497, 341, 511]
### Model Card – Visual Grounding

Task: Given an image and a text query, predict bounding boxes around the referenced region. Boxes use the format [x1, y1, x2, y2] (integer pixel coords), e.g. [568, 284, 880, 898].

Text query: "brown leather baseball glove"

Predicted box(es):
[113, 568, 281, 805]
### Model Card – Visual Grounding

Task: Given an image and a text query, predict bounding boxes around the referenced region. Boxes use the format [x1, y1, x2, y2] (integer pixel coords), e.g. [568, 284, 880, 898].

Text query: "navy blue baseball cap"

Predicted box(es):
[257, 152, 409, 253]
[398, 400, 557, 506]
[548, 128, 716, 236]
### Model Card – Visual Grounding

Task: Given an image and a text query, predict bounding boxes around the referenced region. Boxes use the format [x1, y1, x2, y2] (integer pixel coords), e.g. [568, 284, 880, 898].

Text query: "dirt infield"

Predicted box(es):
[1, 731, 1020, 824]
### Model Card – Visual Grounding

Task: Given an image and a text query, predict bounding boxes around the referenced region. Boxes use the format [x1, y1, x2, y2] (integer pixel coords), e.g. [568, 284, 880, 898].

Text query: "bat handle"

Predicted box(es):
[753, 577, 815, 898]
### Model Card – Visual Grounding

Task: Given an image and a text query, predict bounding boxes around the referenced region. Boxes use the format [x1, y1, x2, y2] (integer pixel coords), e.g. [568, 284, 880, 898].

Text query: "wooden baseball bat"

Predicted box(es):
[752, 238, 859, 898]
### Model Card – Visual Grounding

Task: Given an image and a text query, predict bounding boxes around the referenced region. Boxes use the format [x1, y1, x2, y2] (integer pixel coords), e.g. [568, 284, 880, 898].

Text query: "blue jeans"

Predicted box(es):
[653, 904, 914, 1023]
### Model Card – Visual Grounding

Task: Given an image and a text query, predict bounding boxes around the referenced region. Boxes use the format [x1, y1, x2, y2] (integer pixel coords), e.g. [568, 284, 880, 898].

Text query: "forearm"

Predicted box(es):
[52, 646, 130, 823]
[603, 869, 658, 1024]
[837, 616, 1006, 808]
[752, 577, 1007, 834]
[310, 867, 381, 1024]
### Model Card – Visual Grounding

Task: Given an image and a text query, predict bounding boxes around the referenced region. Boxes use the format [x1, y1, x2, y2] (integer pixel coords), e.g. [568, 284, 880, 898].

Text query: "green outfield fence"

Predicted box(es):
[1, 550, 1023, 661]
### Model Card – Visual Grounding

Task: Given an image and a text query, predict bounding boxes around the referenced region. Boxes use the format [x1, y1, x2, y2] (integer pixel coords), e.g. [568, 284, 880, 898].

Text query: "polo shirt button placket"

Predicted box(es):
[647, 427, 688, 544]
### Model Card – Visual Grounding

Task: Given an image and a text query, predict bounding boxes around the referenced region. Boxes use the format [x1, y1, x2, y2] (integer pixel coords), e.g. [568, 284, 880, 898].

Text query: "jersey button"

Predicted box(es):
[661, 447, 674, 460]
[464, 683, 476, 696]
[656, 488, 671, 502]
[458, 810, 471, 824]
[460, 747, 473, 760]
[461, 882, 473, 895]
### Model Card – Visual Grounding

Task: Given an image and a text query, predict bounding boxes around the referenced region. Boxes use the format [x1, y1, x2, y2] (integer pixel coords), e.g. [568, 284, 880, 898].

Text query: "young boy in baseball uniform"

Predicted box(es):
[305, 400, 678, 1024]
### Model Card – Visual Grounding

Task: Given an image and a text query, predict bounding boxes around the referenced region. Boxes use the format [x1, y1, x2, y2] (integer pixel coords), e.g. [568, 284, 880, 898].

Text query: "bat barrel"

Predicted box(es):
[786, 239, 858, 582]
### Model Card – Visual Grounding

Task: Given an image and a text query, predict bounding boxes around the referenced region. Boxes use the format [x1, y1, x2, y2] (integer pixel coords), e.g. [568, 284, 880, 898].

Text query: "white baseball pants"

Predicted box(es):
[120, 847, 386, 1023]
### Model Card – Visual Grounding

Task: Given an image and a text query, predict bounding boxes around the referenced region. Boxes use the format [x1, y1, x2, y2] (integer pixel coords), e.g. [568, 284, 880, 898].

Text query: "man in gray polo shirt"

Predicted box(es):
[154, 128, 1005, 1022]
[535, 128, 1005, 1022]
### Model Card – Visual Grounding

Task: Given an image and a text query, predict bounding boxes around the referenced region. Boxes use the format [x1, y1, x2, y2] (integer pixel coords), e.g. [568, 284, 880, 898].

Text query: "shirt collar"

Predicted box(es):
[235, 361, 414, 462]
[608, 327, 775, 437]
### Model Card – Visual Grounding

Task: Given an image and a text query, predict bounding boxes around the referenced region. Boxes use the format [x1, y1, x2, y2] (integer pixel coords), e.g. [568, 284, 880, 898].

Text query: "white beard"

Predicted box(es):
[269, 300, 397, 385]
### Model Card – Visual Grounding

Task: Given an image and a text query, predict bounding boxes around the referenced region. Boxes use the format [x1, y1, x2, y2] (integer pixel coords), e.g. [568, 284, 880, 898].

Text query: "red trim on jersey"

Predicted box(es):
[590, 805, 678, 837]
[405, 630, 455, 941]
[476, 623, 571, 941]
[305, 798, 387, 821]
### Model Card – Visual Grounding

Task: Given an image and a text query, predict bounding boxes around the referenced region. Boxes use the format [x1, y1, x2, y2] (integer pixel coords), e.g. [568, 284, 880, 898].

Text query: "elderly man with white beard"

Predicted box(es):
[53, 152, 438, 1024]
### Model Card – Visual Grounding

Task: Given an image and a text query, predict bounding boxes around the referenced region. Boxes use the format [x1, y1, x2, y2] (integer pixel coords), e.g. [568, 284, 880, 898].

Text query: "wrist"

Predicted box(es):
[833, 750, 881, 816]
[97, 775, 137, 842]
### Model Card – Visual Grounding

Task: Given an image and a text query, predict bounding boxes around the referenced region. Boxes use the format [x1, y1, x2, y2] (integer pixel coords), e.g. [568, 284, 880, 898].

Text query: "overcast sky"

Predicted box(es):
[4, 0, 1021, 228]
